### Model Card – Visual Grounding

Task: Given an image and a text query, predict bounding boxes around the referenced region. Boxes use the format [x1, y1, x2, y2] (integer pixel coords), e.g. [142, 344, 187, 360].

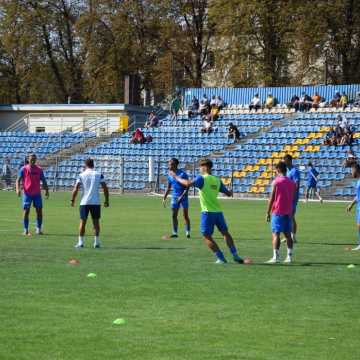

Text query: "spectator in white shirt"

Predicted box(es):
[249, 94, 261, 111]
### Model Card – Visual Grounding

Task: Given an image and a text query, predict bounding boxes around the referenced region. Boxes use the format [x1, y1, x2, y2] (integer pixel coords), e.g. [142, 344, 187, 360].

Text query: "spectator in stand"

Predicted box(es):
[287, 94, 300, 111]
[344, 150, 357, 168]
[171, 94, 182, 120]
[199, 100, 209, 116]
[330, 91, 341, 108]
[249, 93, 261, 111]
[265, 93, 274, 110]
[201, 115, 213, 134]
[130, 128, 146, 144]
[324, 127, 337, 146]
[210, 95, 217, 107]
[1, 157, 12, 190]
[210, 103, 220, 121]
[188, 96, 199, 118]
[299, 92, 312, 112]
[216, 96, 225, 110]
[202, 94, 210, 106]
[337, 114, 348, 130]
[353, 92, 360, 107]
[144, 111, 159, 128]
[228, 123, 241, 142]
[339, 92, 348, 110]
[312, 92, 321, 110]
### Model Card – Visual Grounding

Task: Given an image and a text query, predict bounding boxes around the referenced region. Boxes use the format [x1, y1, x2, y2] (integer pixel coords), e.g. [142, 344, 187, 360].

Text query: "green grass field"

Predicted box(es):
[1, 192, 360, 360]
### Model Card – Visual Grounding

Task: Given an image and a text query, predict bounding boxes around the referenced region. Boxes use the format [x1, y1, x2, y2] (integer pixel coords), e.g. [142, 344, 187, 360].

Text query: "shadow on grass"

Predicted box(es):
[250, 262, 360, 267]
[305, 242, 354, 246]
[107, 246, 188, 251]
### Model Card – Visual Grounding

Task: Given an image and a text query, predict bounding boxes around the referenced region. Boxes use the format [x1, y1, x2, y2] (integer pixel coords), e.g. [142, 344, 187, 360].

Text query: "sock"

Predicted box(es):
[273, 249, 279, 259]
[185, 224, 190, 234]
[229, 245, 239, 257]
[287, 247, 293, 257]
[215, 250, 226, 262]
[172, 225, 178, 235]
[94, 236, 100, 245]
[291, 233, 296, 241]
[36, 218, 42, 230]
[78, 236, 84, 245]
[23, 219, 29, 232]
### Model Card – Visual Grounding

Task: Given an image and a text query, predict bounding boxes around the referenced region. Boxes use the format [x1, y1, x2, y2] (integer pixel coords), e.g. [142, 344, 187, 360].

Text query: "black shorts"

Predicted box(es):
[80, 205, 101, 220]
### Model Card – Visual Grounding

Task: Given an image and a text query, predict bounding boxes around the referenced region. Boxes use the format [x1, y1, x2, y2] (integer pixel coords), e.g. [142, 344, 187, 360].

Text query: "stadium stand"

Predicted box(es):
[0, 131, 95, 171]
[4, 84, 358, 199]
[46, 108, 358, 198]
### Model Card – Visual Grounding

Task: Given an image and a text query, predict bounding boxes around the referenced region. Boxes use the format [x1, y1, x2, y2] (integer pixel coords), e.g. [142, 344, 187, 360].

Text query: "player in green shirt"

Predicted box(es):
[170, 158, 244, 264]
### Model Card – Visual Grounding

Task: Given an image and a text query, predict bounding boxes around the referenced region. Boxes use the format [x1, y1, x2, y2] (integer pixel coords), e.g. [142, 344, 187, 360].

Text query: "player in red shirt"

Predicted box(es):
[16, 154, 49, 236]
[266, 161, 296, 264]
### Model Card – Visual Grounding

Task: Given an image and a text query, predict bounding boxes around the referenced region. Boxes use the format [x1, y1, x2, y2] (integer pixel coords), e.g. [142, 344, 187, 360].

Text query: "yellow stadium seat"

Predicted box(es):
[293, 152, 300, 158]
[308, 132, 316, 138]
[259, 159, 267, 165]
[354, 133, 360, 139]
[259, 187, 265, 193]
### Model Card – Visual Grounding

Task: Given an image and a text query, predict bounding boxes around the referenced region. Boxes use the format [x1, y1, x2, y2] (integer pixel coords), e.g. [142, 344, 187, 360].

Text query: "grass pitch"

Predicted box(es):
[0, 192, 359, 360]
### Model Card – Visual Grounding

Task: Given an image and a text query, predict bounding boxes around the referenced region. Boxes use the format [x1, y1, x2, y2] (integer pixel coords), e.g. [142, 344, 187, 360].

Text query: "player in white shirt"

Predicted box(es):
[70, 158, 109, 248]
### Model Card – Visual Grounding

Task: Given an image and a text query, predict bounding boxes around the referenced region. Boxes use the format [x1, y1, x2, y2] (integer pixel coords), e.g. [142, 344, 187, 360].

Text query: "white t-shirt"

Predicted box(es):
[76, 168, 105, 206]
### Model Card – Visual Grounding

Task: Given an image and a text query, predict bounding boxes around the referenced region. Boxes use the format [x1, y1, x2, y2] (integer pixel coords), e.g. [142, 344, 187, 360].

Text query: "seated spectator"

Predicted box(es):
[249, 93, 261, 111]
[312, 92, 321, 110]
[324, 127, 337, 145]
[228, 123, 241, 142]
[188, 96, 199, 118]
[199, 100, 209, 115]
[216, 95, 225, 110]
[130, 128, 146, 144]
[340, 126, 354, 146]
[353, 92, 360, 107]
[210, 104, 220, 121]
[287, 94, 300, 111]
[339, 92, 348, 109]
[210, 95, 217, 107]
[299, 92, 312, 112]
[330, 91, 341, 108]
[144, 111, 159, 128]
[338, 114, 348, 130]
[201, 115, 213, 134]
[265, 93, 274, 110]
[202, 94, 210, 106]
[343, 150, 357, 168]
[171, 94, 182, 120]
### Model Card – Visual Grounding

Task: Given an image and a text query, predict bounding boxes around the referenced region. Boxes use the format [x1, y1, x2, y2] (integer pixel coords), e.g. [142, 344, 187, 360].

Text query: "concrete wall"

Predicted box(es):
[0, 104, 153, 133]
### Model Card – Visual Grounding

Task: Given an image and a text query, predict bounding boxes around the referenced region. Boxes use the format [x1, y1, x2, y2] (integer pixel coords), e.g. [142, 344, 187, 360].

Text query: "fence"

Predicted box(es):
[182, 84, 360, 107]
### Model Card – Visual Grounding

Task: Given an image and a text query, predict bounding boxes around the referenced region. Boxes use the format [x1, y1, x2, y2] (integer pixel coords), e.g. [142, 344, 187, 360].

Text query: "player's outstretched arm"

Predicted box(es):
[101, 182, 109, 207]
[169, 171, 193, 188]
[163, 184, 171, 205]
[70, 183, 80, 207]
[266, 188, 276, 222]
[42, 178, 49, 199]
[347, 196, 357, 212]
[15, 176, 22, 197]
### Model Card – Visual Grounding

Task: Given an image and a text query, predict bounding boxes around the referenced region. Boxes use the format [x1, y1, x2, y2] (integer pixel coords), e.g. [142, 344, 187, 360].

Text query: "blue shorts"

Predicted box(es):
[271, 214, 292, 233]
[23, 194, 43, 210]
[80, 205, 101, 220]
[171, 196, 189, 209]
[307, 183, 317, 190]
[201, 212, 228, 236]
